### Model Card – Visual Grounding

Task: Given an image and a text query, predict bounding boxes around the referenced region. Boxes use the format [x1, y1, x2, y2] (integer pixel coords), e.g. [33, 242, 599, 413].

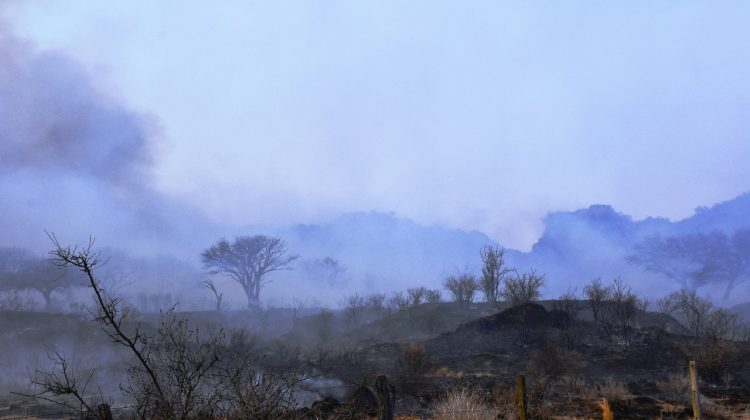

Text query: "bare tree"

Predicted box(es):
[22, 347, 97, 416]
[607, 277, 645, 344]
[479, 245, 513, 304]
[583, 277, 610, 323]
[500, 269, 545, 306]
[42, 234, 298, 419]
[343, 293, 366, 329]
[366, 293, 387, 319]
[443, 273, 480, 305]
[703, 308, 746, 341]
[201, 235, 298, 308]
[47, 235, 168, 411]
[201, 279, 224, 314]
[658, 289, 714, 337]
[552, 287, 580, 321]
[406, 287, 427, 306]
[424, 289, 442, 303]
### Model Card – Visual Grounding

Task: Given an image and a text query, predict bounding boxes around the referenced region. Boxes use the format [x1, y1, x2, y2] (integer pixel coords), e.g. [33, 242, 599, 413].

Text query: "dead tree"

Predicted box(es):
[479, 245, 513, 304]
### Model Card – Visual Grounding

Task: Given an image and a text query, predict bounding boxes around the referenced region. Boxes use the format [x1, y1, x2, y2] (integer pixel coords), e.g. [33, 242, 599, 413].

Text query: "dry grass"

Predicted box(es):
[701, 398, 733, 418]
[656, 374, 690, 402]
[596, 377, 631, 401]
[434, 367, 465, 378]
[431, 387, 505, 420]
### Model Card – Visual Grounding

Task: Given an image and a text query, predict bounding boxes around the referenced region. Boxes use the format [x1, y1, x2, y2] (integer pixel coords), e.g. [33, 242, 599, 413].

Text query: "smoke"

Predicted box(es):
[0, 24, 155, 191]
[0, 20, 203, 254]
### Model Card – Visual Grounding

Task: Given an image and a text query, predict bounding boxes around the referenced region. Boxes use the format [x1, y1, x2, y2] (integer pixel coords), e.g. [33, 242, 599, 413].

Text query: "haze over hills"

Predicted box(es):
[3, 176, 749, 307]
[264, 192, 750, 306]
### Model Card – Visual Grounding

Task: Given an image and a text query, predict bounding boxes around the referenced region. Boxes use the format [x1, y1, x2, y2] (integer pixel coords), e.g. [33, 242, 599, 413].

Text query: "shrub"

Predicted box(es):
[398, 342, 429, 379]
[500, 270, 545, 306]
[443, 274, 480, 305]
[432, 387, 500, 420]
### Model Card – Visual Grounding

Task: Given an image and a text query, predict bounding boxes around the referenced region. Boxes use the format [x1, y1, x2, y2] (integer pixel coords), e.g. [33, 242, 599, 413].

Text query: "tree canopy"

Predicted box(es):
[0, 247, 83, 309]
[628, 229, 750, 298]
[200, 235, 298, 308]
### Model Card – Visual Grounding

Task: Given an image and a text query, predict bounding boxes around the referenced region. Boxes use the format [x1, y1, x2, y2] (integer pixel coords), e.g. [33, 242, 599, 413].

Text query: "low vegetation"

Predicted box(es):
[0, 237, 748, 419]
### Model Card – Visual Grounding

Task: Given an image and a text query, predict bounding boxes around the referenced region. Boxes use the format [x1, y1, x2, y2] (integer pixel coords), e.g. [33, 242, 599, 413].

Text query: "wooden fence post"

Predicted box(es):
[601, 397, 613, 420]
[516, 374, 527, 420]
[689, 360, 702, 420]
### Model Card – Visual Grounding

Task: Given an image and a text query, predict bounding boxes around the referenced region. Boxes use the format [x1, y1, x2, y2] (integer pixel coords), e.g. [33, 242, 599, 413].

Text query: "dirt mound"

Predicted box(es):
[469, 302, 567, 332]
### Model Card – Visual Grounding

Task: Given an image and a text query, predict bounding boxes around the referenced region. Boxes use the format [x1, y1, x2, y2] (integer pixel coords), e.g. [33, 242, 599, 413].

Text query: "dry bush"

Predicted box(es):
[656, 374, 690, 401]
[36, 236, 300, 420]
[695, 339, 742, 383]
[527, 341, 583, 379]
[490, 382, 520, 418]
[343, 293, 365, 329]
[434, 367, 464, 378]
[556, 374, 587, 396]
[443, 274, 480, 305]
[583, 277, 610, 323]
[701, 398, 733, 418]
[366, 293, 387, 319]
[500, 270, 544, 306]
[658, 289, 713, 337]
[424, 288, 442, 303]
[552, 288, 580, 321]
[432, 387, 502, 420]
[595, 377, 631, 401]
[398, 342, 429, 379]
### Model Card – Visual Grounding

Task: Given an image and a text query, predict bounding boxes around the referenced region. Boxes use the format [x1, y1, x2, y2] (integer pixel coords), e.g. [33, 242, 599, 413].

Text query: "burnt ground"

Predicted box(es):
[299, 303, 750, 419]
[0, 302, 749, 419]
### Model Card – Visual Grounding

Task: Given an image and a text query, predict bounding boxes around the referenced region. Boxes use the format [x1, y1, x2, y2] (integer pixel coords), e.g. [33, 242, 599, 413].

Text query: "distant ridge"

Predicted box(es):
[273, 192, 750, 302]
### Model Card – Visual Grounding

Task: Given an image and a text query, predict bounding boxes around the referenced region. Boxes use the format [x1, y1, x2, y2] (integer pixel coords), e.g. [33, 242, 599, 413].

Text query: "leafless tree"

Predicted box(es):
[389, 291, 410, 312]
[500, 269, 545, 306]
[19, 347, 97, 416]
[607, 277, 645, 344]
[290, 297, 312, 327]
[41, 234, 299, 419]
[479, 245, 514, 304]
[343, 293, 366, 328]
[201, 235, 298, 308]
[552, 287, 580, 321]
[406, 287, 428, 306]
[443, 273, 480, 305]
[703, 308, 746, 341]
[658, 289, 713, 337]
[424, 288, 442, 303]
[398, 342, 428, 380]
[366, 293, 387, 319]
[201, 279, 224, 314]
[583, 277, 610, 323]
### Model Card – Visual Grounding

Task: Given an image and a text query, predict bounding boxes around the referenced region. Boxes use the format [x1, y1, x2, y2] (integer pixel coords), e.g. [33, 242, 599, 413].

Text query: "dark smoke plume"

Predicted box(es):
[0, 25, 155, 189]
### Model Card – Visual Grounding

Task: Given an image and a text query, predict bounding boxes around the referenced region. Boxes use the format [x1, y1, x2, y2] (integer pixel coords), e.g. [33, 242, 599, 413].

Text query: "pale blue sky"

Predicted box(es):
[4, 1, 750, 249]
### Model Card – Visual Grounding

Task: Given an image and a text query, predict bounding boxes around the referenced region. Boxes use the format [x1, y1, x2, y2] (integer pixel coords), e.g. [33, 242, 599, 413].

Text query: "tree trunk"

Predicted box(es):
[41, 289, 53, 310]
[244, 285, 259, 309]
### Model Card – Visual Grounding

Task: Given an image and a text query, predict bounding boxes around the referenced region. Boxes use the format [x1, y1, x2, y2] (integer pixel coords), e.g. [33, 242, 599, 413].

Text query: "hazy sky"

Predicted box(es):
[4, 1, 750, 250]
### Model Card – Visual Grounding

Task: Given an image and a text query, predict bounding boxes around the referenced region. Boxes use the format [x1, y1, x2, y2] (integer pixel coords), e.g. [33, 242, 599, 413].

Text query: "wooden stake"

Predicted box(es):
[689, 360, 702, 420]
[601, 397, 613, 420]
[516, 374, 527, 420]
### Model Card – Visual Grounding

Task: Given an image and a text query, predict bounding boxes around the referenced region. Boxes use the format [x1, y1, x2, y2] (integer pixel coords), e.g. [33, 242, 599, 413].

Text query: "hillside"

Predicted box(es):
[266, 192, 750, 303]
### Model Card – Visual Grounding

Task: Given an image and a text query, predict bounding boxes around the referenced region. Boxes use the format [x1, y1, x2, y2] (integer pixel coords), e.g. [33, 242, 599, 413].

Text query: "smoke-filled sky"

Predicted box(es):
[3, 1, 750, 250]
